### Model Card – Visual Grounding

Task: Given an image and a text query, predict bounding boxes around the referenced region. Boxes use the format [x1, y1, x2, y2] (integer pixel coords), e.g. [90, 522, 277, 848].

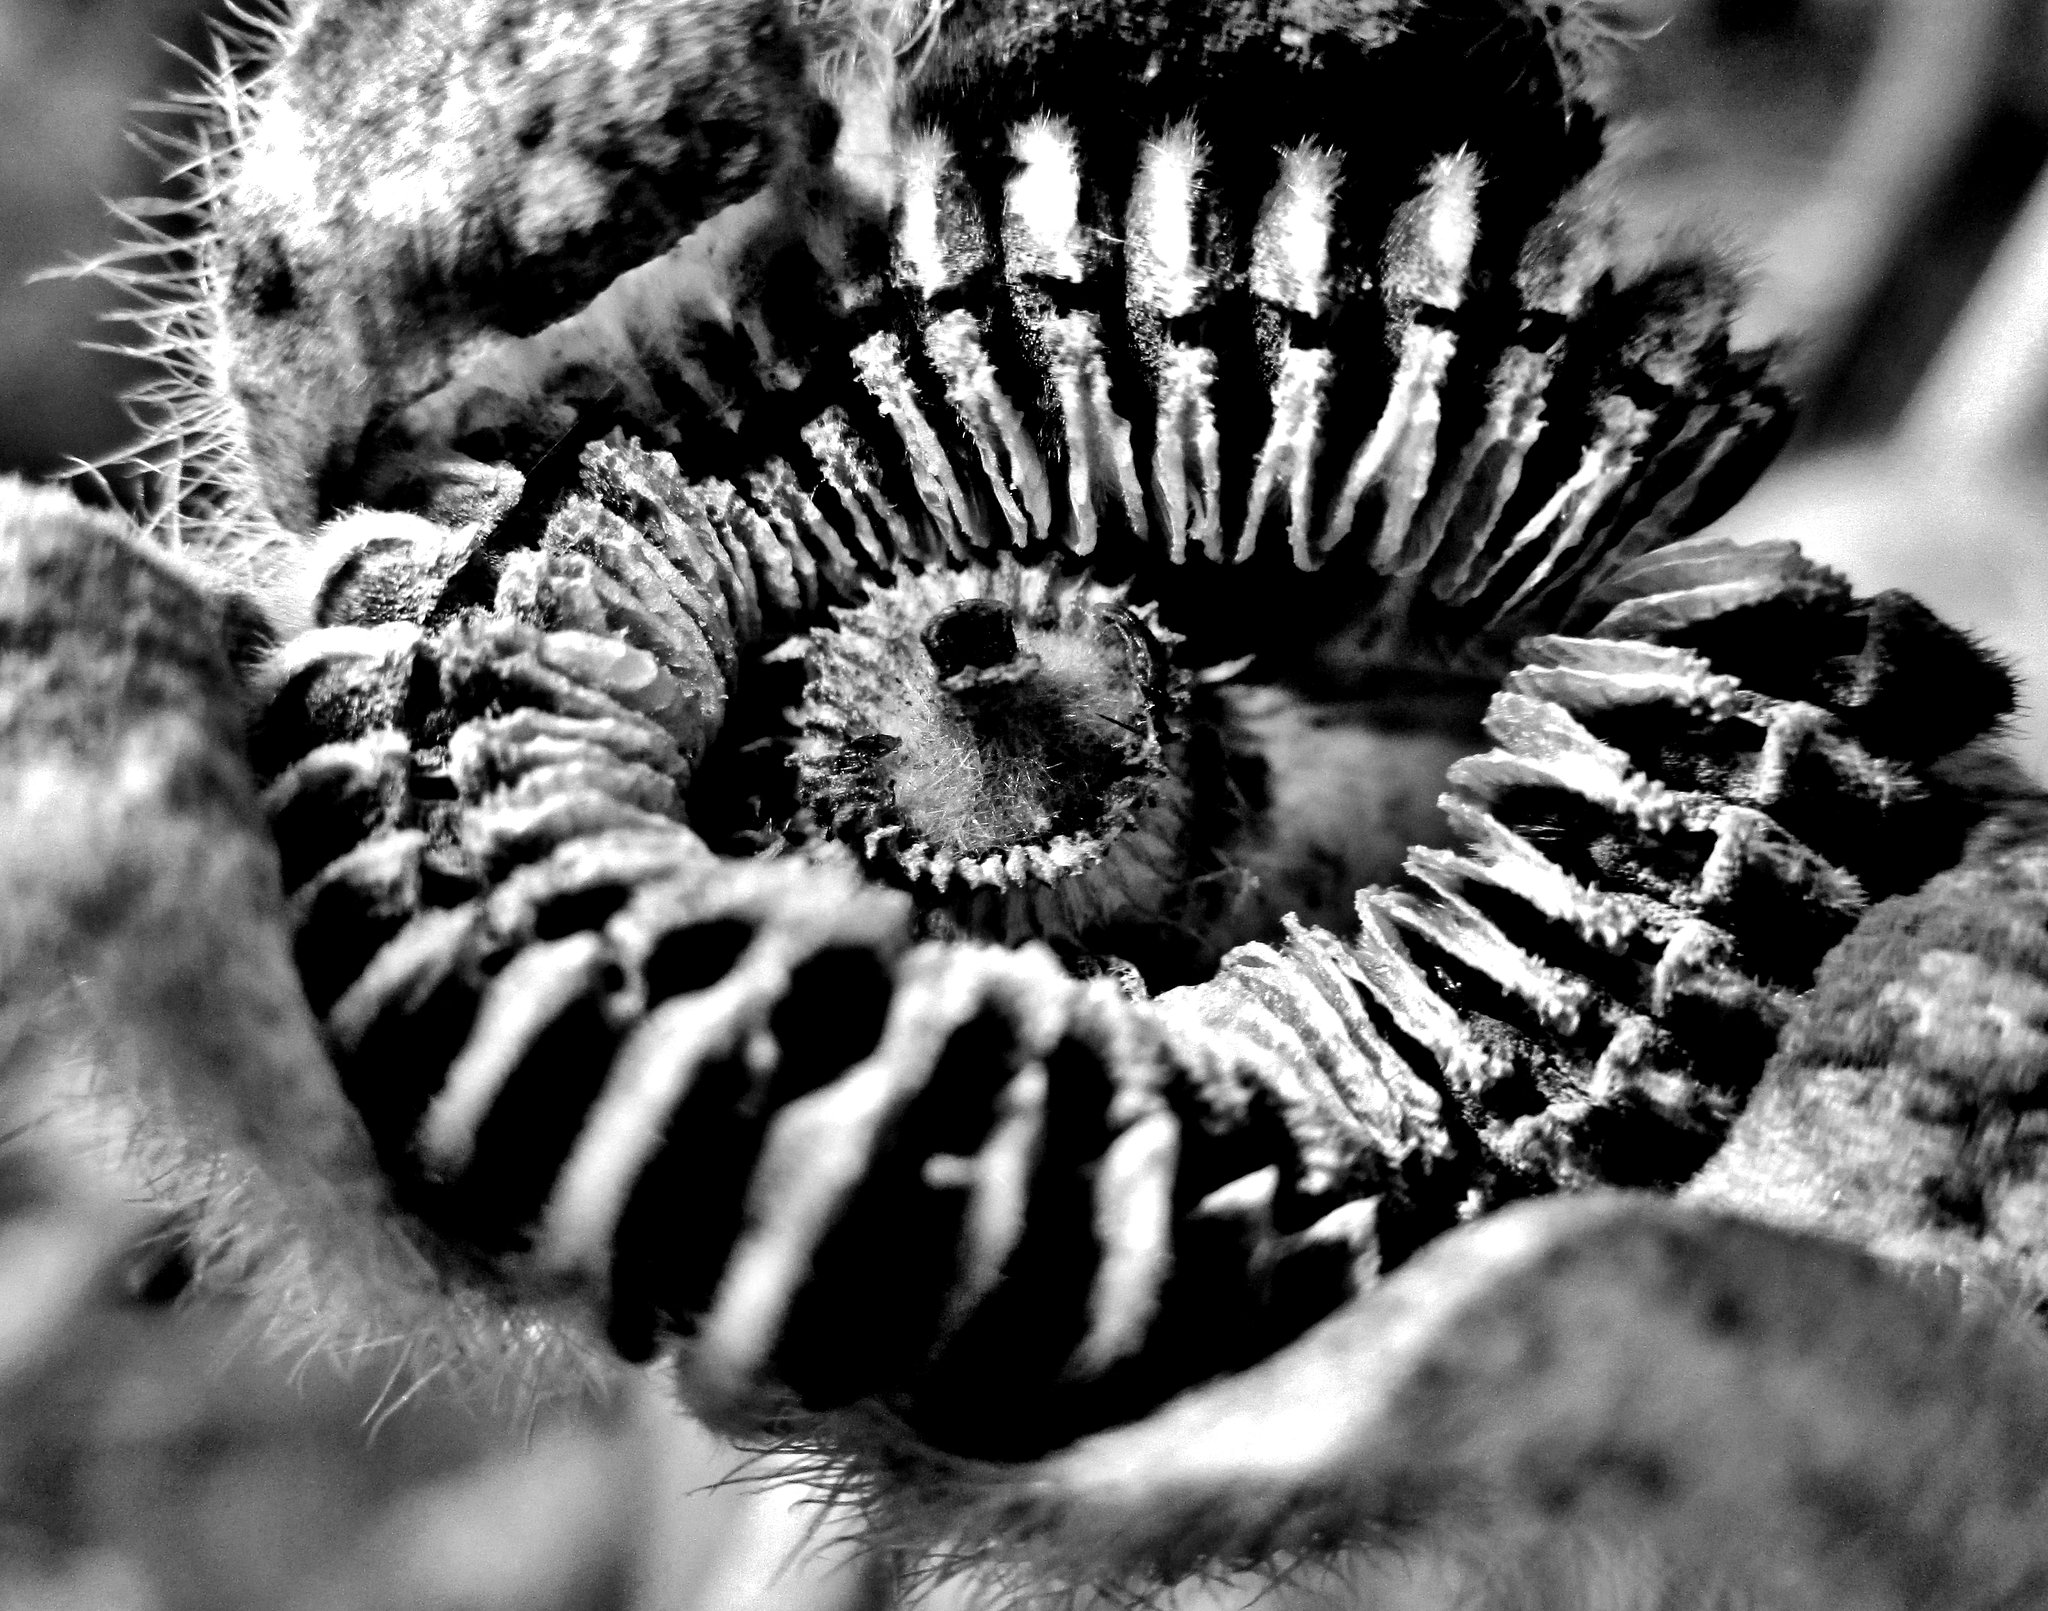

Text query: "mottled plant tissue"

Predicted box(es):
[5, 1, 2048, 1608]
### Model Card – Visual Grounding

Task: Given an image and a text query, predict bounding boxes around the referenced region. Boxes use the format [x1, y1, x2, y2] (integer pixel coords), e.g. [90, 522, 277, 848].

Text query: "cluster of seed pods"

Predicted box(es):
[168, 0, 2027, 1483]
[248, 344, 2014, 1465]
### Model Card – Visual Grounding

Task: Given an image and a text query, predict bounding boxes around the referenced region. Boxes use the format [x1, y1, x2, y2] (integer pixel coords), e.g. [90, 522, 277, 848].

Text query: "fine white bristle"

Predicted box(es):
[1128, 121, 1209, 319]
[1517, 188, 1611, 320]
[1004, 114, 1088, 283]
[1252, 143, 1344, 319]
[895, 127, 986, 299]
[58, 1, 290, 564]
[1383, 149, 1483, 314]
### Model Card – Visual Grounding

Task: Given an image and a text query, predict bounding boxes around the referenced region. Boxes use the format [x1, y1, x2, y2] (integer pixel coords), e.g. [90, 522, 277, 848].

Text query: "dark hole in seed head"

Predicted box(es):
[516, 103, 554, 149]
[531, 883, 637, 942]
[767, 944, 896, 1095]
[922, 599, 1019, 680]
[642, 917, 755, 1004]
[127, 1240, 194, 1307]
[229, 229, 299, 319]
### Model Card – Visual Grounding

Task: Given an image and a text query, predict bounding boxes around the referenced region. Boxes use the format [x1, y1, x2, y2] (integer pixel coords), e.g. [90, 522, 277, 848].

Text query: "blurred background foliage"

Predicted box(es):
[3, 2, 2048, 1607]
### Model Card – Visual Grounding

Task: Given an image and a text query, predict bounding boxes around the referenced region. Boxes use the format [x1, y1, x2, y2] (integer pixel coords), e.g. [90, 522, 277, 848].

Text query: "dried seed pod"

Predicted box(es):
[197, 0, 2026, 1458]
[247, 542, 2023, 1480]
[75, 0, 2048, 1590]
[224, 0, 1821, 1032]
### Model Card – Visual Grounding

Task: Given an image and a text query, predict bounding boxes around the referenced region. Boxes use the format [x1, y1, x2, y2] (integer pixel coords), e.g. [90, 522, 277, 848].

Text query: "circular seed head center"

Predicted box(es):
[791, 563, 1191, 936]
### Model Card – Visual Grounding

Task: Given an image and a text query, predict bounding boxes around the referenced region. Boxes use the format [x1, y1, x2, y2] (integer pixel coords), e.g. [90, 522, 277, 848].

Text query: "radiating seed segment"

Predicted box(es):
[1237, 145, 1344, 567]
[1409, 190, 1611, 594]
[924, 308, 1054, 546]
[1326, 151, 1483, 567]
[1003, 116, 1147, 555]
[1129, 124, 1224, 564]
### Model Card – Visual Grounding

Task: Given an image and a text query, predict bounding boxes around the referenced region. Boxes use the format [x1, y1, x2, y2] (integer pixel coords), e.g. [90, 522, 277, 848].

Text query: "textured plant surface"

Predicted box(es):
[8, 2, 2048, 1609]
